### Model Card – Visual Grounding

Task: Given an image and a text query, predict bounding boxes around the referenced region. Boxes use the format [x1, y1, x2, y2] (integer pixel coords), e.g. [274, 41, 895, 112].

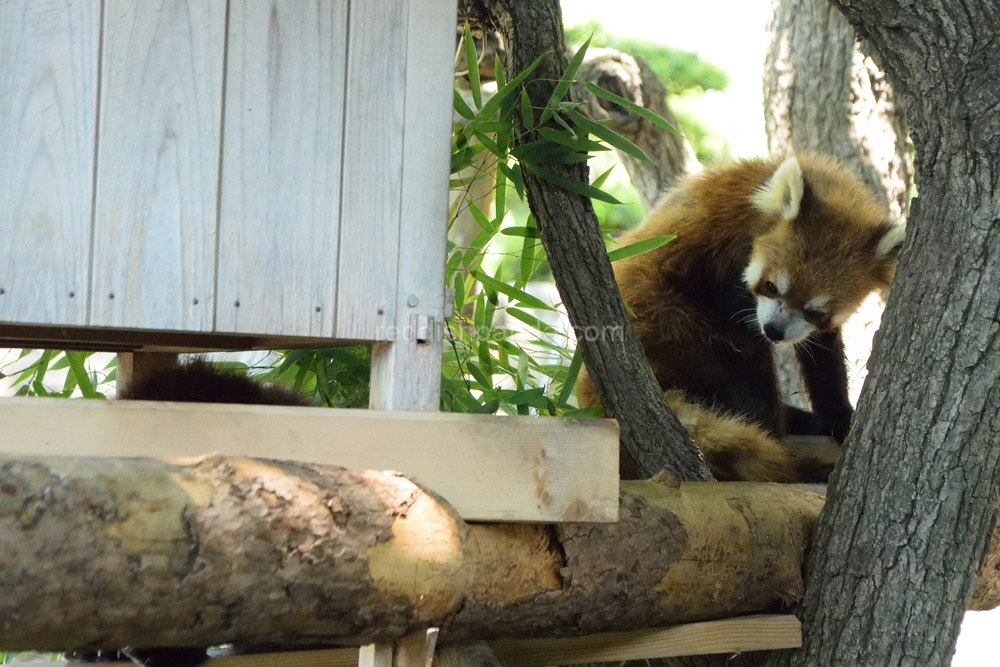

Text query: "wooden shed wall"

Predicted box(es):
[0, 0, 453, 347]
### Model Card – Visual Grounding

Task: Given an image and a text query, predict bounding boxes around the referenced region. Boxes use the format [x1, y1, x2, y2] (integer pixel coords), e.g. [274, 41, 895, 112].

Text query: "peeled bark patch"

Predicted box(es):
[3, 455, 998, 654]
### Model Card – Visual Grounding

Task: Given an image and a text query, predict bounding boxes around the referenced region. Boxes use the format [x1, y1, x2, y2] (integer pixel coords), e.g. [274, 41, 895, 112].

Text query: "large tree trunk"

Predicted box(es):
[457, 0, 710, 482]
[762, 0, 913, 414]
[763, 2, 1000, 666]
[1, 454, 820, 651]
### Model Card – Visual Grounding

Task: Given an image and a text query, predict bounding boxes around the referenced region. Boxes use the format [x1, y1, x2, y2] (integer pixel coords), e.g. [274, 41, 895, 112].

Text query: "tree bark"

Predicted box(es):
[1, 454, 820, 651]
[457, 0, 711, 482]
[763, 0, 911, 220]
[4, 455, 1000, 654]
[572, 48, 701, 210]
[763, 2, 1000, 666]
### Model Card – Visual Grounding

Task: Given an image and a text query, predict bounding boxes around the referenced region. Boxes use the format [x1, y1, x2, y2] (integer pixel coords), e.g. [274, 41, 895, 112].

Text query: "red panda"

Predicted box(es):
[577, 155, 905, 482]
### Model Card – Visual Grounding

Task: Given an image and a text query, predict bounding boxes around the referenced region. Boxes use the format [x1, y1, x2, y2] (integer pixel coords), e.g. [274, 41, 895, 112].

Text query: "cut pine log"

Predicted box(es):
[1, 454, 997, 653]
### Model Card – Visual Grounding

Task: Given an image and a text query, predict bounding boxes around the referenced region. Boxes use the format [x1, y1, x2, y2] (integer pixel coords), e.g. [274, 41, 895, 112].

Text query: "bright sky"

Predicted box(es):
[561, 0, 772, 157]
[560, 2, 997, 664]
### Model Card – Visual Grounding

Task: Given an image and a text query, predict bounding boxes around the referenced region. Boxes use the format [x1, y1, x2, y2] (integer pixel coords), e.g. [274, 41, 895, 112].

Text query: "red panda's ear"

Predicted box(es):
[751, 157, 804, 220]
[877, 222, 906, 260]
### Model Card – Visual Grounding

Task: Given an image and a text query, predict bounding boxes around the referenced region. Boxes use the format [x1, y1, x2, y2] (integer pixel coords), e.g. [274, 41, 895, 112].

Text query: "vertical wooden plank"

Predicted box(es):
[90, 0, 226, 331]
[335, 0, 408, 342]
[369, 0, 457, 411]
[115, 352, 179, 395]
[216, 0, 347, 337]
[358, 644, 393, 667]
[393, 629, 439, 667]
[0, 0, 99, 326]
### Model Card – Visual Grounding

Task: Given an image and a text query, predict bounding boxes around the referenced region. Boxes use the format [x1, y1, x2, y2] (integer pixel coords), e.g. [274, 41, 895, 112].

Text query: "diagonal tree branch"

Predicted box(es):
[458, 0, 711, 481]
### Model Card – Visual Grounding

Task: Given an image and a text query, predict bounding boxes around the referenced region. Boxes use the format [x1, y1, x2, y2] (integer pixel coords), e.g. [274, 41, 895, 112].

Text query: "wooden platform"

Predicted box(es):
[15, 615, 800, 666]
[0, 397, 619, 523]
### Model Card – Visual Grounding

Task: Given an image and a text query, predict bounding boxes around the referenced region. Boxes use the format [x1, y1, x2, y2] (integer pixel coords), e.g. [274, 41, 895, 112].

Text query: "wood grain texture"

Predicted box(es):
[90, 0, 225, 331]
[368, 0, 456, 411]
[216, 0, 348, 337]
[0, 0, 99, 326]
[12, 617, 799, 666]
[334, 0, 408, 342]
[0, 397, 619, 522]
[393, 629, 439, 667]
[489, 616, 802, 666]
[358, 645, 393, 667]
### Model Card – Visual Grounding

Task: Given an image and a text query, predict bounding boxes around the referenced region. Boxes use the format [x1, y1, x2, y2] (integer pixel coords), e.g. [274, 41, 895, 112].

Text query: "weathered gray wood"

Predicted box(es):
[216, 0, 348, 338]
[0, 0, 99, 326]
[90, 0, 225, 331]
[369, 0, 456, 411]
[335, 0, 408, 342]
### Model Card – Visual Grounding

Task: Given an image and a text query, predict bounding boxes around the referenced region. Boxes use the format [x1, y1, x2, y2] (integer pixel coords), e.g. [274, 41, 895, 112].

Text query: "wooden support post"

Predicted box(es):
[358, 644, 394, 667]
[394, 629, 439, 667]
[369, 0, 456, 413]
[115, 352, 179, 395]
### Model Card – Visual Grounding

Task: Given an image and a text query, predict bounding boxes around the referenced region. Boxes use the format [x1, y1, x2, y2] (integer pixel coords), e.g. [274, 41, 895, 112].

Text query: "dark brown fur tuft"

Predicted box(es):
[120, 359, 308, 406]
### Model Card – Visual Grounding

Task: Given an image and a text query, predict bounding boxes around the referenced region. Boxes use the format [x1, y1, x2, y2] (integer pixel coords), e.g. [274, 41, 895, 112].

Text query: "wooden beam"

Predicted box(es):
[0, 397, 618, 522]
[27, 617, 798, 667]
[489, 615, 802, 666]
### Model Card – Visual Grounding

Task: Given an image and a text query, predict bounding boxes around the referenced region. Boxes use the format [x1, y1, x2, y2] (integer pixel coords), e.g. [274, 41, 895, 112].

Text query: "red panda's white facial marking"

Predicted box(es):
[755, 295, 816, 344]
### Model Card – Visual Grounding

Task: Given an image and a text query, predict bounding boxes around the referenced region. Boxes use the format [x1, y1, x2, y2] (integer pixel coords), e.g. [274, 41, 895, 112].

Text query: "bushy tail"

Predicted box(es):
[665, 391, 839, 483]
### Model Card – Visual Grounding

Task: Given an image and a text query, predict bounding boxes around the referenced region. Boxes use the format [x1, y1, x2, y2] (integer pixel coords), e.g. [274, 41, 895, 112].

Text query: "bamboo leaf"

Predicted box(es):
[608, 235, 676, 262]
[466, 360, 492, 389]
[540, 34, 592, 124]
[524, 163, 623, 205]
[538, 127, 607, 153]
[464, 23, 482, 109]
[453, 89, 474, 120]
[592, 165, 615, 189]
[511, 139, 589, 165]
[506, 307, 558, 335]
[65, 351, 98, 399]
[473, 270, 553, 310]
[520, 87, 535, 131]
[566, 109, 651, 162]
[501, 226, 542, 238]
[464, 52, 548, 141]
[494, 54, 506, 89]
[584, 82, 679, 134]
[557, 347, 584, 407]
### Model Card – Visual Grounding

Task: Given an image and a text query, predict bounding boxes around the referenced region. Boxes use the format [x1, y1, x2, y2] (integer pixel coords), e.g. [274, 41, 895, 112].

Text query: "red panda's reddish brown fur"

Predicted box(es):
[578, 155, 904, 483]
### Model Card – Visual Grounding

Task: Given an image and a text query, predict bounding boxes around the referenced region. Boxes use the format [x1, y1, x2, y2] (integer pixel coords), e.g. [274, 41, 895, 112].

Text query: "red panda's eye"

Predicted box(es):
[803, 308, 826, 323]
[761, 281, 779, 297]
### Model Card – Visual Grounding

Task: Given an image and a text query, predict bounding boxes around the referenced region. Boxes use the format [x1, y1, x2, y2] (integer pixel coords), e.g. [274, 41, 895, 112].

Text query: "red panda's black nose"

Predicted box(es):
[763, 324, 785, 342]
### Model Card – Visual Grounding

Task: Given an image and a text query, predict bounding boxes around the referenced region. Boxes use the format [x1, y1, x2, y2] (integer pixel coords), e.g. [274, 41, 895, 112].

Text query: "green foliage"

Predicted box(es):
[1, 349, 113, 398]
[565, 19, 729, 162]
[443, 34, 674, 416]
[259, 348, 371, 408]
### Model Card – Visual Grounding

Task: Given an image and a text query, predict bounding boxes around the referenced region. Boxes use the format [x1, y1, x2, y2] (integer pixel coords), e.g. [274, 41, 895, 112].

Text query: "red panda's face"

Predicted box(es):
[744, 156, 905, 344]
